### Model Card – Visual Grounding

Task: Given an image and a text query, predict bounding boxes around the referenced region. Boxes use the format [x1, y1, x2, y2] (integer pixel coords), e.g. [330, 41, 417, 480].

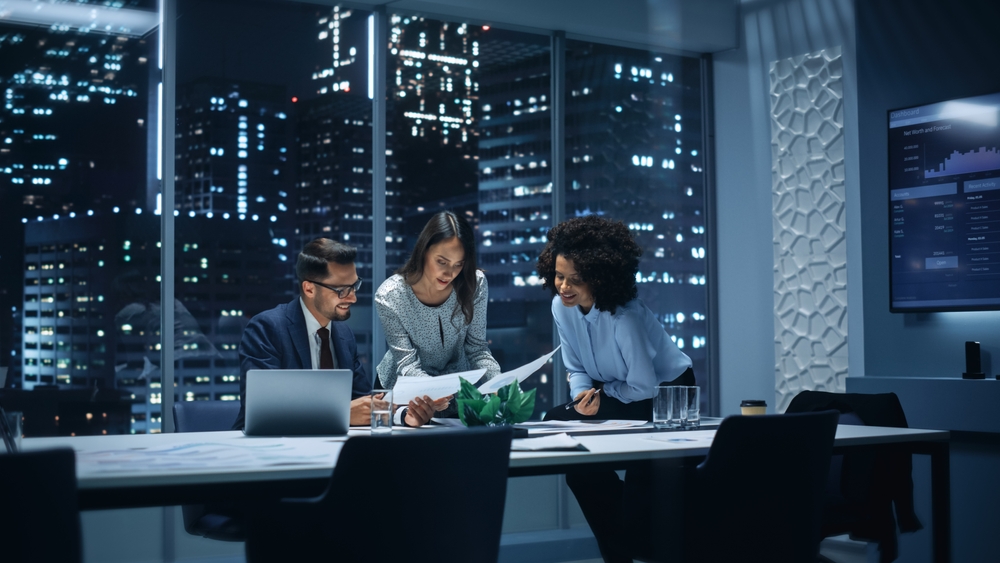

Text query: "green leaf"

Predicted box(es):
[497, 384, 511, 402]
[458, 398, 488, 426]
[503, 382, 523, 421]
[480, 395, 503, 424]
[513, 388, 537, 424]
[458, 378, 483, 402]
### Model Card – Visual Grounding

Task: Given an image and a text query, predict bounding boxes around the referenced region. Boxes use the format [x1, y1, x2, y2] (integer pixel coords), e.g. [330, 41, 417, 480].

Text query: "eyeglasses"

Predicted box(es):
[306, 277, 363, 299]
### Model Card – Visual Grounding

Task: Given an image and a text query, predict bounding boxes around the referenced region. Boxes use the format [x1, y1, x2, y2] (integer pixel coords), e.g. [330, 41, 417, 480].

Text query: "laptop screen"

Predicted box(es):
[244, 369, 353, 436]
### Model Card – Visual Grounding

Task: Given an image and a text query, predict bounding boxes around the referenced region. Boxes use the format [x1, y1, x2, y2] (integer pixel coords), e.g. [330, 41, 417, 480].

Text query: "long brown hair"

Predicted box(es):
[396, 211, 478, 324]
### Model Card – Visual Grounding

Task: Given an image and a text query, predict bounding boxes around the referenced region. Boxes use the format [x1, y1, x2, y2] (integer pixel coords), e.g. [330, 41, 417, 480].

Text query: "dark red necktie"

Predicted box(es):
[317, 326, 334, 369]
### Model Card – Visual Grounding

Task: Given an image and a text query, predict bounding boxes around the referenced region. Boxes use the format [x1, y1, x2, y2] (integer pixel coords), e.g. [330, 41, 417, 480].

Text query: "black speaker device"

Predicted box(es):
[963, 341, 986, 379]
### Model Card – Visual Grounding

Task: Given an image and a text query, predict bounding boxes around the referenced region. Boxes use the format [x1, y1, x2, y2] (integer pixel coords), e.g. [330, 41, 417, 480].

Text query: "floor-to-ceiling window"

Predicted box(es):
[384, 15, 557, 416]
[0, 1, 162, 433]
[172, 0, 375, 414]
[565, 41, 710, 405]
[1, 2, 713, 434]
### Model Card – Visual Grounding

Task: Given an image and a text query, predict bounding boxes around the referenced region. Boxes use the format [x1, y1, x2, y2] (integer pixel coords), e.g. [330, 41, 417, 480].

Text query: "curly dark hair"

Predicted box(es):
[537, 216, 642, 314]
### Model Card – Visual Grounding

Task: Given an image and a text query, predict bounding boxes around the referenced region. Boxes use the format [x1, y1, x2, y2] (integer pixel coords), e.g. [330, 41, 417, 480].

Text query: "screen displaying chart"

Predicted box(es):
[888, 91, 1000, 312]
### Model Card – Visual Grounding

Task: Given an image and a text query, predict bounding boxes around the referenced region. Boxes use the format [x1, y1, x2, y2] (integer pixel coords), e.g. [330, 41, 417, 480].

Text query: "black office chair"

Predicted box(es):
[246, 426, 514, 563]
[786, 391, 922, 563]
[0, 448, 82, 563]
[686, 411, 840, 563]
[173, 400, 245, 541]
[174, 399, 241, 433]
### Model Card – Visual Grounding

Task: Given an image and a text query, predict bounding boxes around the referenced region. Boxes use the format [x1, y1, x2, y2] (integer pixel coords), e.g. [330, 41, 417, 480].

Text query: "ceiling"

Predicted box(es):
[321, 0, 740, 54]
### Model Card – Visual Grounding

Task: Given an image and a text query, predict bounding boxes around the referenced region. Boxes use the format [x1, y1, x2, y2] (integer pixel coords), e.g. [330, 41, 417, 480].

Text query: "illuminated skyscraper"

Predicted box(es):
[475, 41, 552, 301]
[1, 10, 157, 389]
[564, 42, 708, 379]
[20, 210, 289, 433]
[174, 78, 292, 221]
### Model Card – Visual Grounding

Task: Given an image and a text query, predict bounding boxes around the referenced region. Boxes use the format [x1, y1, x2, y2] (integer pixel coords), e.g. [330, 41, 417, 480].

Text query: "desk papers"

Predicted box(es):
[478, 347, 561, 395]
[517, 420, 648, 435]
[512, 433, 588, 452]
[75, 439, 343, 475]
[391, 368, 486, 404]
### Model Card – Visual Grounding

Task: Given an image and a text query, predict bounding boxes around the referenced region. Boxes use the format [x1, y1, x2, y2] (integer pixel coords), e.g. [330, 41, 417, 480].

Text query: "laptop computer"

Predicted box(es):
[244, 369, 353, 436]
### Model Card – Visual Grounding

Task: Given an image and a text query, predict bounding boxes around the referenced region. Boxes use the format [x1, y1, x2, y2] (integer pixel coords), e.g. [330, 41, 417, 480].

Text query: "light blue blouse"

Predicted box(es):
[552, 295, 692, 403]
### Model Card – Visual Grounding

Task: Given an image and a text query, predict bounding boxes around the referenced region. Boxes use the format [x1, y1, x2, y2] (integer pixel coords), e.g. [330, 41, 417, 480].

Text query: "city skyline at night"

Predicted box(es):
[1, 1, 709, 432]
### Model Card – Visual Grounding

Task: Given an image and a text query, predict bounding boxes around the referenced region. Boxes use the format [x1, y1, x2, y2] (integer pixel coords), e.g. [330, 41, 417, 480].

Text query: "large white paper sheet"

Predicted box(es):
[516, 420, 649, 435]
[75, 439, 343, 475]
[478, 346, 561, 395]
[390, 368, 486, 405]
[511, 433, 587, 451]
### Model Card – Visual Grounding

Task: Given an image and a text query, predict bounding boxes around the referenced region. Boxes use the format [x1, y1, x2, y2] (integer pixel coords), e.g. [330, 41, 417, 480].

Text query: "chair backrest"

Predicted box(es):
[322, 426, 513, 563]
[0, 448, 82, 563]
[694, 410, 839, 563]
[173, 400, 241, 433]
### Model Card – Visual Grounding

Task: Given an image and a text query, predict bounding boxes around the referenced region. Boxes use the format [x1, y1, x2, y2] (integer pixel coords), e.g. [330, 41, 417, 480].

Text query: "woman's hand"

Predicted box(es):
[574, 388, 600, 416]
[404, 395, 437, 426]
[433, 395, 453, 412]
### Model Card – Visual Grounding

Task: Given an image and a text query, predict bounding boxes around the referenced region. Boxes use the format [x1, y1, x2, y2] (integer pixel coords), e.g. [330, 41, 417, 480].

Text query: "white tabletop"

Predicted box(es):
[20, 424, 949, 492]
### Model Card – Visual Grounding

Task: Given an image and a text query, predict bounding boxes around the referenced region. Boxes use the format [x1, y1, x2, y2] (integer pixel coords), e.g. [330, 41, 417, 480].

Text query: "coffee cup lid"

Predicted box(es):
[740, 400, 767, 407]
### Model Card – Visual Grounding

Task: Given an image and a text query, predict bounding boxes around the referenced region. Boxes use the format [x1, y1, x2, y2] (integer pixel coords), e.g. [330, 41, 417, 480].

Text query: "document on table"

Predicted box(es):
[478, 346, 561, 395]
[391, 368, 486, 404]
[75, 440, 343, 475]
[516, 420, 649, 434]
[512, 433, 588, 451]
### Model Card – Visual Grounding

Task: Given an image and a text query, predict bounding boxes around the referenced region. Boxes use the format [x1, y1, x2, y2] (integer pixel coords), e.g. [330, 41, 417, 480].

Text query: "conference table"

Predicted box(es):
[22, 422, 952, 562]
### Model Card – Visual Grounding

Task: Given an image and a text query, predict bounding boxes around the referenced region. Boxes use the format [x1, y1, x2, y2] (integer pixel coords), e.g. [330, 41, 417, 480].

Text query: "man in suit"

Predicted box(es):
[233, 238, 384, 429]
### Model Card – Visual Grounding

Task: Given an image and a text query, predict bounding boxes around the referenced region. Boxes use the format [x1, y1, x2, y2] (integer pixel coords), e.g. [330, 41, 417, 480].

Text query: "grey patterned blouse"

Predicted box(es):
[375, 270, 500, 390]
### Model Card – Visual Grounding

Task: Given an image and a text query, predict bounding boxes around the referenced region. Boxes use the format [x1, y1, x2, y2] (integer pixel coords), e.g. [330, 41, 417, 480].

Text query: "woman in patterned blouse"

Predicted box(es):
[375, 211, 500, 426]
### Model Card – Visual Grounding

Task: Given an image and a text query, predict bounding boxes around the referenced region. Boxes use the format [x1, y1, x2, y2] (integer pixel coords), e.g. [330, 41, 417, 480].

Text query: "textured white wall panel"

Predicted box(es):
[770, 47, 847, 412]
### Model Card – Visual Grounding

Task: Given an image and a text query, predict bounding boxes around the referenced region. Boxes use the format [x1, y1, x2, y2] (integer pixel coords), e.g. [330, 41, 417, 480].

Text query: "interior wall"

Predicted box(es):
[714, 0, 858, 414]
[857, 0, 1000, 378]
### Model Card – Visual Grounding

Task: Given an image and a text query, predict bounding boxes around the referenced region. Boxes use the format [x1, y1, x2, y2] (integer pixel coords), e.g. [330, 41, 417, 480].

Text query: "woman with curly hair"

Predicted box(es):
[375, 211, 500, 427]
[539, 215, 693, 420]
[538, 215, 693, 563]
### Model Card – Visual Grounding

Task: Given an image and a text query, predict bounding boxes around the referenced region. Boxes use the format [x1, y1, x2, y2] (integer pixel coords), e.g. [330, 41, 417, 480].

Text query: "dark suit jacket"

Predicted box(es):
[232, 298, 371, 430]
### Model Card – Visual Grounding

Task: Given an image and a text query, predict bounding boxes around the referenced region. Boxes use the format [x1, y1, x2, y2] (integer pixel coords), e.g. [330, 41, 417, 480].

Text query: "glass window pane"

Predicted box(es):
[386, 17, 555, 417]
[564, 41, 709, 402]
[0, 1, 161, 434]
[175, 1, 374, 412]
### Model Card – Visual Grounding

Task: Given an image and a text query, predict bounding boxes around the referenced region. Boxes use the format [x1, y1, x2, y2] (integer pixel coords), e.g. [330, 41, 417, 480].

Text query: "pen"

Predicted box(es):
[565, 388, 601, 410]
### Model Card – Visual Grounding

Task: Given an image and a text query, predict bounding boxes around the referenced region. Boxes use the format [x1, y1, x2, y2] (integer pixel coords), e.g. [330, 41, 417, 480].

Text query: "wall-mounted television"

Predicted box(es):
[888, 91, 1000, 312]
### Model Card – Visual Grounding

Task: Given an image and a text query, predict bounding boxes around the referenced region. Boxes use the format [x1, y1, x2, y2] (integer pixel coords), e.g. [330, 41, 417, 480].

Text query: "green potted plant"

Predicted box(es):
[457, 378, 535, 430]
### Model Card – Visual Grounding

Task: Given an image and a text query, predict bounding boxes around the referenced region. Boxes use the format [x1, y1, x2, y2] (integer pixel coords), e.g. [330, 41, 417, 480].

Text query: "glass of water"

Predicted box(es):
[654, 385, 687, 429]
[371, 389, 392, 435]
[683, 386, 700, 429]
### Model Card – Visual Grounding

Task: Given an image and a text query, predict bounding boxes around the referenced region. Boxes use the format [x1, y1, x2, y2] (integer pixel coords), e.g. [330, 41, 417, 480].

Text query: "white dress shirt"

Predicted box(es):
[299, 297, 338, 370]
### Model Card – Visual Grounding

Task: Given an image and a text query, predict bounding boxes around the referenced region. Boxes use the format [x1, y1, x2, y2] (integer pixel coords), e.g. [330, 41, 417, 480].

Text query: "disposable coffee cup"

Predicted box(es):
[740, 400, 767, 415]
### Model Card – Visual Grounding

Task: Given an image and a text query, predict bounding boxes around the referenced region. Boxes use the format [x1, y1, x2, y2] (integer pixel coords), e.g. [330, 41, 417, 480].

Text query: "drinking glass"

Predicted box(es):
[3, 410, 23, 451]
[683, 386, 700, 429]
[371, 390, 392, 435]
[654, 385, 687, 429]
[667, 386, 687, 428]
[653, 383, 672, 429]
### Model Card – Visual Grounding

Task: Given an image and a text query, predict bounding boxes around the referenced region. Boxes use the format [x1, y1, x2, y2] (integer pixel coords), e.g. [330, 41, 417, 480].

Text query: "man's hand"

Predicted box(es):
[404, 395, 437, 427]
[574, 388, 600, 416]
[350, 393, 388, 426]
